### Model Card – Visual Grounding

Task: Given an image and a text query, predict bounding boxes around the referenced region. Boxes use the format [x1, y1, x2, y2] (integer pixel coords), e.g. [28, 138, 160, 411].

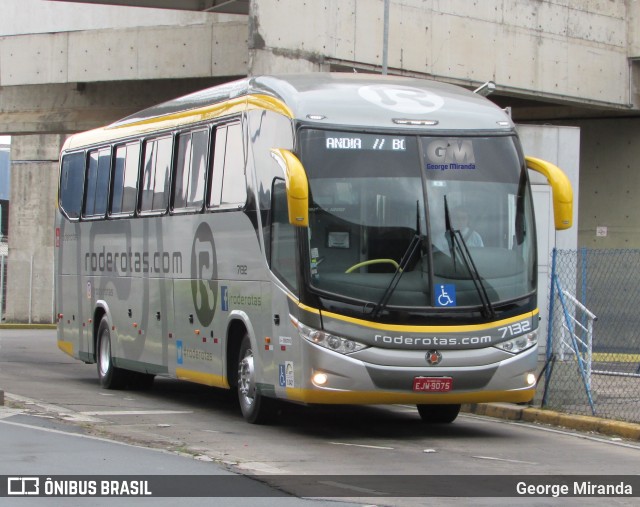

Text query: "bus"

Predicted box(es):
[55, 73, 573, 424]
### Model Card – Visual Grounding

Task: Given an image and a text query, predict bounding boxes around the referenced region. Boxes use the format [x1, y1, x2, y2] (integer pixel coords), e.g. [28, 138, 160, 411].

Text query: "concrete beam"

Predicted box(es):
[47, 0, 249, 14]
[0, 77, 240, 135]
[0, 20, 248, 87]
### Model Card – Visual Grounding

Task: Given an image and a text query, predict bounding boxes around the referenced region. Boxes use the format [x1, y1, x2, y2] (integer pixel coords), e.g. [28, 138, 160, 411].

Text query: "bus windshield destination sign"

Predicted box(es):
[325, 133, 407, 151]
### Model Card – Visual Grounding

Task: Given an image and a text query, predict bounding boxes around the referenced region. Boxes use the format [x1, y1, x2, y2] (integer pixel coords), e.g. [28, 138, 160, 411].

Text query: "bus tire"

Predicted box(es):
[129, 371, 155, 390]
[417, 403, 461, 424]
[96, 317, 128, 390]
[237, 333, 275, 424]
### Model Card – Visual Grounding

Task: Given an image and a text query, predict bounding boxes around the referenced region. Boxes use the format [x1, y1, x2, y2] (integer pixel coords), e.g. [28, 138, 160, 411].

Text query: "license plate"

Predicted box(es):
[413, 377, 453, 392]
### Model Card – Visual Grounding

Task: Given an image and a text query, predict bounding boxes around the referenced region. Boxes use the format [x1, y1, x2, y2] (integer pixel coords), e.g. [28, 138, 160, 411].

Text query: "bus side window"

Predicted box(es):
[84, 148, 111, 218]
[111, 142, 140, 215]
[140, 136, 172, 213]
[209, 126, 226, 208]
[270, 179, 298, 293]
[174, 129, 207, 211]
[221, 123, 247, 207]
[209, 122, 246, 210]
[59, 152, 85, 219]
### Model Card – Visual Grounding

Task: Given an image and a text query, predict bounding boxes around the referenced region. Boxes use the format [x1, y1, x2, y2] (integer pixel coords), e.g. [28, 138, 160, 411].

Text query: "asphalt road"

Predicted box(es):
[1, 329, 640, 506]
[1, 408, 346, 507]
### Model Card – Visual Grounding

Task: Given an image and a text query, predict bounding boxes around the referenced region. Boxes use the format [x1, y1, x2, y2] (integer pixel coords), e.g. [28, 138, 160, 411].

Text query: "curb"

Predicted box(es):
[0, 324, 56, 330]
[462, 402, 640, 441]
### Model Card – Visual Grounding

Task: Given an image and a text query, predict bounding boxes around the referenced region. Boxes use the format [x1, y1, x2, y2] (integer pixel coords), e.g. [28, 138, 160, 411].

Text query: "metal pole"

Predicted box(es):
[543, 247, 558, 403]
[0, 255, 4, 323]
[52, 258, 55, 324]
[382, 0, 390, 75]
[29, 254, 33, 324]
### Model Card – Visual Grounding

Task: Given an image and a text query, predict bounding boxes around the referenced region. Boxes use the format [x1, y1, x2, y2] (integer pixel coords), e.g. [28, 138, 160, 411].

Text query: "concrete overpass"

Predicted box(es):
[2, 0, 640, 322]
[49, 0, 250, 14]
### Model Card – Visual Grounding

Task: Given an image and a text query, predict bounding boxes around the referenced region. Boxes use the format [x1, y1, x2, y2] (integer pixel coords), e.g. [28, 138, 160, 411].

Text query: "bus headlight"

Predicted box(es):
[292, 318, 367, 355]
[494, 331, 537, 354]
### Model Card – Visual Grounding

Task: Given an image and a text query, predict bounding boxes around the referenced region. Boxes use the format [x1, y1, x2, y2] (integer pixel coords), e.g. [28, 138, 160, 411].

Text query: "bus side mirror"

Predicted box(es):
[525, 156, 573, 230]
[270, 149, 309, 227]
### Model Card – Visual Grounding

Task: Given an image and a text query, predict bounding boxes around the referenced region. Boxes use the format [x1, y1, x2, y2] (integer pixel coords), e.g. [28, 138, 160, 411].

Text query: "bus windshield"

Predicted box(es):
[299, 129, 536, 312]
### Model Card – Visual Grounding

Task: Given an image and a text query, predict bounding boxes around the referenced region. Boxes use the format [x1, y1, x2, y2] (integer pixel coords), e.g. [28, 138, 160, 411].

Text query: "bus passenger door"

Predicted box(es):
[269, 179, 302, 395]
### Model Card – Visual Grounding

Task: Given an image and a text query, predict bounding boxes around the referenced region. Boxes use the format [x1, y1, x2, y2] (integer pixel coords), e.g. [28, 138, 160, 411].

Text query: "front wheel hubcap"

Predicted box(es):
[98, 332, 111, 377]
[238, 350, 256, 406]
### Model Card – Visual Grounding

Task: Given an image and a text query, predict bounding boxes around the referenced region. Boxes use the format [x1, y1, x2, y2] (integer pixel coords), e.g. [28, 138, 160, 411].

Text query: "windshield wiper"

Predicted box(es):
[444, 196, 457, 269]
[370, 201, 424, 319]
[443, 197, 496, 319]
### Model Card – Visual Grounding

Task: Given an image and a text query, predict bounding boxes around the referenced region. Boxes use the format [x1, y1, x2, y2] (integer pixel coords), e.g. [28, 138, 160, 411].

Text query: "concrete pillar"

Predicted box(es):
[6, 134, 65, 323]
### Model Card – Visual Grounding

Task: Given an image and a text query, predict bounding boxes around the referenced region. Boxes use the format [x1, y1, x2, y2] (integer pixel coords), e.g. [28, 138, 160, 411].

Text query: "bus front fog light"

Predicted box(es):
[526, 373, 536, 386]
[312, 372, 328, 386]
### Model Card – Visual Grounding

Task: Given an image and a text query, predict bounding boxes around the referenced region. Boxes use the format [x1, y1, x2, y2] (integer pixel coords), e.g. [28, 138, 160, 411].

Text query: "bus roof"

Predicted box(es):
[63, 73, 514, 151]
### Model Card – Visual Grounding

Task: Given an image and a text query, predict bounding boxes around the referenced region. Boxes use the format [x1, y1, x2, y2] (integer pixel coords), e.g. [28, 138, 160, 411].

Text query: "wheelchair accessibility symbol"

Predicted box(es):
[436, 284, 456, 307]
[279, 362, 294, 388]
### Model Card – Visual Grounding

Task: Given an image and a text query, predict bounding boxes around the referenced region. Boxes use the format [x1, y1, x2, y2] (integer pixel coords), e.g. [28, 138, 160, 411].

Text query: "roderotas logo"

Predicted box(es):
[190, 222, 217, 327]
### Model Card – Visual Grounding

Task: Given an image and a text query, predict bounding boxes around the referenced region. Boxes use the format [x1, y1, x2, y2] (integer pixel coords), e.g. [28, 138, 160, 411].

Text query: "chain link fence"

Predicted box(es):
[541, 248, 640, 423]
[0, 235, 56, 324]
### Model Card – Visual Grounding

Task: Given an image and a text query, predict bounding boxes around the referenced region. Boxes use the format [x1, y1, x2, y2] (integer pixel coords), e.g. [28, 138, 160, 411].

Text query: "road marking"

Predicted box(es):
[329, 441, 394, 450]
[463, 412, 640, 451]
[6, 393, 104, 422]
[318, 480, 384, 496]
[0, 418, 193, 455]
[472, 455, 538, 465]
[5, 393, 192, 421]
[236, 462, 291, 474]
[0, 407, 23, 420]
[79, 410, 192, 416]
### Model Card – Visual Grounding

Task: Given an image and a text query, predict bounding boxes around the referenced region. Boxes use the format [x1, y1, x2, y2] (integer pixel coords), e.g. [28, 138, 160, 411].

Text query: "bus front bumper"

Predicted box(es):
[282, 341, 538, 406]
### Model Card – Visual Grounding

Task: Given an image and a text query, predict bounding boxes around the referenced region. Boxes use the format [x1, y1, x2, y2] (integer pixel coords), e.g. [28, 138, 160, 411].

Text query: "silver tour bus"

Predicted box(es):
[55, 74, 573, 423]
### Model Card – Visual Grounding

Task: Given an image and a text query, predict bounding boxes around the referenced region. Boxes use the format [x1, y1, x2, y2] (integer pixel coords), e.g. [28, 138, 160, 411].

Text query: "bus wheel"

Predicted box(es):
[129, 371, 155, 390]
[237, 334, 275, 424]
[96, 317, 128, 389]
[417, 404, 461, 424]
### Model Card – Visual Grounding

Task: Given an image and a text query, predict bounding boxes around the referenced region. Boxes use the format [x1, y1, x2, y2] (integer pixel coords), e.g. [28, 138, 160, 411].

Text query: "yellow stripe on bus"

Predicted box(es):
[321, 308, 539, 333]
[57, 340, 74, 357]
[175, 368, 229, 389]
[64, 94, 294, 151]
[284, 387, 535, 405]
[288, 292, 539, 333]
